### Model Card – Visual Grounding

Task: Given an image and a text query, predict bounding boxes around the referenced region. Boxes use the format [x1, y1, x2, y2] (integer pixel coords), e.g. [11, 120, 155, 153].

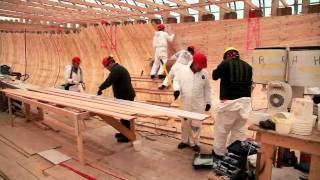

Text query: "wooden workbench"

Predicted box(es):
[1, 87, 210, 165]
[249, 124, 320, 180]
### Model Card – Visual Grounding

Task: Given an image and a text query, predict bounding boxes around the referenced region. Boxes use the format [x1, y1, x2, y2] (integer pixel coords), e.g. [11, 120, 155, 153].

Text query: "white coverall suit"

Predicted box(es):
[151, 31, 175, 76]
[213, 97, 252, 155]
[64, 65, 84, 92]
[162, 50, 193, 87]
[174, 65, 212, 146]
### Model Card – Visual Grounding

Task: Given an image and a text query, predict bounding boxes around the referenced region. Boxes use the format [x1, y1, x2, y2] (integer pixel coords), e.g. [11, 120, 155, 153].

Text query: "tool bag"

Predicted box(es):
[212, 140, 260, 180]
[0, 65, 11, 75]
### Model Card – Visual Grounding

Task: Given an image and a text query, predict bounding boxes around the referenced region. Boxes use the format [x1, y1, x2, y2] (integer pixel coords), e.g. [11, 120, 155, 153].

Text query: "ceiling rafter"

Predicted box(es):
[11, 0, 133, 22]
[279, 0, 289, 7]
[243, 0, 260, 9]
[206, 0, 234, 11]
[0, 0, 102, 21]
[168, 0, 209, 14]
[0, 10, 77, 23]
[0, 1, 96, 23]
[133, 0, 187, 16]
[0, 20, 71, 31]
[60, 0, 148, 19]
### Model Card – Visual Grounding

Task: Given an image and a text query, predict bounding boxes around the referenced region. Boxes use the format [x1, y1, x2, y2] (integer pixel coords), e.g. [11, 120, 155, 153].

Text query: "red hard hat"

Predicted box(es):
[193, 53, 207, 69]
[72, 56, 81, 64]
[157, 24, 165, 31]
[102, 56, 113, 67]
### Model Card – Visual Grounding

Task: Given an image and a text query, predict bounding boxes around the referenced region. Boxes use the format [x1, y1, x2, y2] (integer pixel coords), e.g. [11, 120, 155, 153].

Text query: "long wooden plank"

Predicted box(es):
[27, 87, 167, 118]
[33, 87, 211, 120]
[44, 165, 87, 180]
[2, 89, 135, 120]
[0, 155, 38, 180]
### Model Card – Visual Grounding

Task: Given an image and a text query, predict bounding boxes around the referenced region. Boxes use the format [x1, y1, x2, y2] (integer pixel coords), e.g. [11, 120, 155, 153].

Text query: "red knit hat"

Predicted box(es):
[157, 24, 165, 31]
[193, 53, 207, 69]
[72, 56, 81, 65]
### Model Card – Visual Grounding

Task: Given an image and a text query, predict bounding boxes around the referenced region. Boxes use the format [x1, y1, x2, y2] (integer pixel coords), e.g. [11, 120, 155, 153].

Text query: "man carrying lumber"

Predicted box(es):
[211, 47, 252, 158]
[158, 46, 195, 90]
[173, 53, 212, 152]
[150, 24, 175, 80]
[64, 56, 85, 92]
[97, 56, 136, 143]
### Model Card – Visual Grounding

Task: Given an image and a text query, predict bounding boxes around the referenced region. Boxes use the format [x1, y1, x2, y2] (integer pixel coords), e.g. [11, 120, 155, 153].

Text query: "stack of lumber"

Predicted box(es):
[131, 76, 175, 107]
[2, 87, 210, 121]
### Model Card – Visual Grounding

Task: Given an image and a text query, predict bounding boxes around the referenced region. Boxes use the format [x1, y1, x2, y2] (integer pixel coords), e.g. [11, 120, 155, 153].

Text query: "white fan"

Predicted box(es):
[267, 81, 292, 113]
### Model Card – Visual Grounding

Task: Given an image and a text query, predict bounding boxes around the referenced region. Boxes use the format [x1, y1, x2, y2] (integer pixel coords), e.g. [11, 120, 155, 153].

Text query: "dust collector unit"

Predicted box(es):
[267, 81, 292, 112]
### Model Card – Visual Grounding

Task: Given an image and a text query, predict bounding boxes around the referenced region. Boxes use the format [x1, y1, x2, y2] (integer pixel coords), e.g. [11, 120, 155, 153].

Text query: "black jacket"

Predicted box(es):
[99, 64, 135, 100]
[212, 58, 252, 100]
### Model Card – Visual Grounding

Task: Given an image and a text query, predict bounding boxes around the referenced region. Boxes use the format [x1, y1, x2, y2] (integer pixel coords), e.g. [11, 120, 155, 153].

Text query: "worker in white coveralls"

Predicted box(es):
[173, 52, 212, 152]
[211, 47, 252, 158]
[150, 24, 175, 79]
[64, 56, 85, 92]
[158, 46, 195, 90]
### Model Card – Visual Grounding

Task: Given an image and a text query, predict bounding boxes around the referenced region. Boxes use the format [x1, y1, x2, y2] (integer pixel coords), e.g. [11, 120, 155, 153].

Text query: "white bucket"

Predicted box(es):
[273, 112, 292, 134]
[276, 120, 292, 134]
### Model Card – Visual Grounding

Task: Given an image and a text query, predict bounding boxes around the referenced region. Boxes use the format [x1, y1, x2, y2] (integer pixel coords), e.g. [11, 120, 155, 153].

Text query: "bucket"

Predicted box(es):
[275, 118, 292, 134]
[273, 112, 292, 134]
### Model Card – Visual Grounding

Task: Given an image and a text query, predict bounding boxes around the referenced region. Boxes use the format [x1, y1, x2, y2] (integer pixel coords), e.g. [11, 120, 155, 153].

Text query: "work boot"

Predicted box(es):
[150, 75, 156, 79]
[178, 142, 189, 149]
[192, 145, 200, 152]
[158, 85, 167, 90]
[115, 133, 123, 138]
[117, 136, 130, 143]
[158, 74, 166, 79]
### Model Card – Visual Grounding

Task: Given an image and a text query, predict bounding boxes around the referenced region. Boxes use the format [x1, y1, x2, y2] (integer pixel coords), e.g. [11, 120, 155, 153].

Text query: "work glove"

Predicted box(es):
[97, 89, 103, 96]
[173, 91, 180, 100]
[205, 104, 211, 111]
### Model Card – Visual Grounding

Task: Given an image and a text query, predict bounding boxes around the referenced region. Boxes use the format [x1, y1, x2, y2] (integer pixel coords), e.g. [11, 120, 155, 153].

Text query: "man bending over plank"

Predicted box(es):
[97, 56, 136, 143]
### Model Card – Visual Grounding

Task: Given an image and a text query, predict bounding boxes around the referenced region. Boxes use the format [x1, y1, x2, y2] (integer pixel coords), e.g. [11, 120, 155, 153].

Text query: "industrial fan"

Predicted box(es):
[267, 81, 292, 113]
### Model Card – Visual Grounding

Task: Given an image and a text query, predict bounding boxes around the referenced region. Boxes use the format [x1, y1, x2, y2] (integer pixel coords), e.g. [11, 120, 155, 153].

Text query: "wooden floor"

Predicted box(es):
[0, 111, 214, 180]
[0, 112, 303, 180]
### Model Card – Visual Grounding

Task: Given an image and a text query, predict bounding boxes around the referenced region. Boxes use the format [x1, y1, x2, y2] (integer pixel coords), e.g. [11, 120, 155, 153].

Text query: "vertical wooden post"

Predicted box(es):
[271, 0, 280, 16]
[24, 103, 31, 121]
[309, 155, 320, 180]
[8, 98, 13, 127]
[37, 107, 44, 121]
[220, 6, 226, 20]
[302, 0, 310, 14]
[244, 2, 250, 18]
[131, 119, 136, 135]
[259, 143, 275, 180]
[73, 115, 84, 165]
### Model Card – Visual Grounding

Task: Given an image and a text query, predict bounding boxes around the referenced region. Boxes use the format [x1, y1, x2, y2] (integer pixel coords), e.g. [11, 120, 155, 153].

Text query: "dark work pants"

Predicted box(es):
[118, 96, 134, 139]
